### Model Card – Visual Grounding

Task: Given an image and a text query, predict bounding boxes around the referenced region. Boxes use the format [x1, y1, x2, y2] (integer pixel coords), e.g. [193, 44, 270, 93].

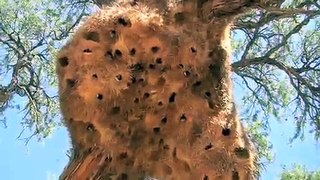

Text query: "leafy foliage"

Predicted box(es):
[280, 164, 320, 180]
[0, 0, 95, 141]
[245, 120, 273, 165]
[232, 0, 320, 141]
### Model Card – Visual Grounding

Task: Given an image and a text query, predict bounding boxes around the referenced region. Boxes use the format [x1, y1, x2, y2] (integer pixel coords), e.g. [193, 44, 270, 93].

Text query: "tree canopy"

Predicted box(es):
[280, 164, 320, 180]
[0, 0, 319, 176]
[232, 0, 320, 141]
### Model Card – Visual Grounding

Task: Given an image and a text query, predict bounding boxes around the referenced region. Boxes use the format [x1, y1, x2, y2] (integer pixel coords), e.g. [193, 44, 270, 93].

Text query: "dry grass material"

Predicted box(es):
[57, 1, 258, 179]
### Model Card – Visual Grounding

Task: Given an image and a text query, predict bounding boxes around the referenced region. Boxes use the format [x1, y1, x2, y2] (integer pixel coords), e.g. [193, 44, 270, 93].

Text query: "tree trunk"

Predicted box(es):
[57, 0, 276, 179]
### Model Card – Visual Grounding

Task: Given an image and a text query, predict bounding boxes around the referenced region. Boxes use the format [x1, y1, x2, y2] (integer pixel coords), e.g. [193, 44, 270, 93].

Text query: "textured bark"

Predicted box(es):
[57, 0, 276, 179]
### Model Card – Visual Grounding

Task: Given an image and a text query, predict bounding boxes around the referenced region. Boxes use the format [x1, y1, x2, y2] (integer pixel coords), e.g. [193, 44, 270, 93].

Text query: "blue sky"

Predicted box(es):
[0, 104, 69, 180]
[262, 118, 320, 179]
